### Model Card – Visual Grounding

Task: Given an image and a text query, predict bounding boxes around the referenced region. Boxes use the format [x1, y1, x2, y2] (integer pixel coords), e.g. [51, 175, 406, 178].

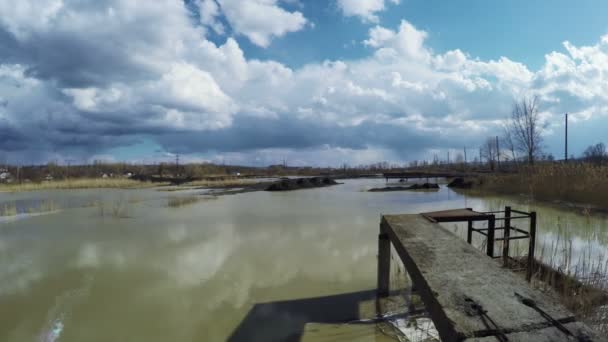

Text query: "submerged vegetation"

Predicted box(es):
[167, 195, 207, 208]
[0, 203, 17, 217]
[0, 200, 60, 217]
[96, 197, 130, 218]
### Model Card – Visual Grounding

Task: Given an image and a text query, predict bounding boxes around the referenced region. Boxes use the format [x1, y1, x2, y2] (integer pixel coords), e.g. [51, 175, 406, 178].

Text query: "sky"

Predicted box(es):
[1, 0, 608, 166]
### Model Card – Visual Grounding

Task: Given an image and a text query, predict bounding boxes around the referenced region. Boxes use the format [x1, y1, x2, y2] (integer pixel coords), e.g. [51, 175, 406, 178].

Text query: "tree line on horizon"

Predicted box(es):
[409, 95, 608, 170]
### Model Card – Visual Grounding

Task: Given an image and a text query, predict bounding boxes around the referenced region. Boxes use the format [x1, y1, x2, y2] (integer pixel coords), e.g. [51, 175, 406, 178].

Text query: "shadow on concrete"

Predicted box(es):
[227, 289, 380, 342]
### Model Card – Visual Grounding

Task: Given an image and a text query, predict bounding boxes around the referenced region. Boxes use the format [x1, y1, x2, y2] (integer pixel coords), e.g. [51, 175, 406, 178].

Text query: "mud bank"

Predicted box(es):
[265, 177, 340, 191]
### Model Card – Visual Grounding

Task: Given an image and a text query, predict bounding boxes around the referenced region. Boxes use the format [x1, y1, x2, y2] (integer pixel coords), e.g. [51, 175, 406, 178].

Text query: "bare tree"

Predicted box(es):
[506, 96, 544, 164]
[455, 153, 464, 164]
[583, 143, 608, 165]
[502, 125, 517, 163]
[481, 137, 498, 171]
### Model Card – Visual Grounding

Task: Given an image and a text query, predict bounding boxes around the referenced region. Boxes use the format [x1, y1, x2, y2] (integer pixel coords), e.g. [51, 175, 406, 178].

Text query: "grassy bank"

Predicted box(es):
[471, 164, 608, 208]
[0, 176, 265, 193]
[0, 178, 164, 192]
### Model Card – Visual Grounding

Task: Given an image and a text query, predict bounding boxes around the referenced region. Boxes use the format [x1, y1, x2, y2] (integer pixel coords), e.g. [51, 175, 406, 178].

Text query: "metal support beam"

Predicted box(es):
[487, 215, 496, 257]
[503, 206, 511, 267]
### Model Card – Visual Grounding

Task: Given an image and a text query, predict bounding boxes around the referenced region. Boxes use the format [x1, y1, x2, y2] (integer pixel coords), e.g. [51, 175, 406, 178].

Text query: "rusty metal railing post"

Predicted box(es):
[377, 222, 391, 297]
[487, 215, 495, 257]
[502, 206, 511, 267]
[467, 220, 473, 244]
[526, 212, 537, 282]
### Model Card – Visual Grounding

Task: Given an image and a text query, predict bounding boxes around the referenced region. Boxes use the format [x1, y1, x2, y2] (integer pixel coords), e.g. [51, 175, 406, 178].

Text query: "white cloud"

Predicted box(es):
[337, 0, 400, 23]
[216, 0, 307, 47]
[149, 62, 237, 129]
[0, 0, 64, 39]
[364, 20, 430, 62]
[2, 1, 608, 164]
[196, 0, 225, 35]
[62, 87, 124, 112]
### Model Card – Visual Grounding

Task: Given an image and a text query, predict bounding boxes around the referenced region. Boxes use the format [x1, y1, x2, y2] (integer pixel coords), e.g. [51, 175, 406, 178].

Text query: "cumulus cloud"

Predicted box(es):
[337, 0, 400, 23]
[0, 1, 607, 165]
[202, 0, 308, 47]
[364, 20, 430, 62]
[196, 0, 225, 35]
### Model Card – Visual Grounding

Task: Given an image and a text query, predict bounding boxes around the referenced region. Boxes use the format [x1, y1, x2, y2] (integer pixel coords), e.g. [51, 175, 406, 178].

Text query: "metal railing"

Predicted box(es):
[468, 207, 537, 281]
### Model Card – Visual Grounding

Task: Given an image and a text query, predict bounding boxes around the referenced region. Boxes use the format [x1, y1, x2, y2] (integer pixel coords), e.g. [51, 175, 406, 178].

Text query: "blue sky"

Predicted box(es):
[1, 0, 608, 166]
[240, 0, 608, 71]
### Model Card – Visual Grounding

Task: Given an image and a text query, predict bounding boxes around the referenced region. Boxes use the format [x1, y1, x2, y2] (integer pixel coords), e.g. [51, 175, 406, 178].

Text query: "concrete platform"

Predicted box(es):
[378, 214, 604, 342]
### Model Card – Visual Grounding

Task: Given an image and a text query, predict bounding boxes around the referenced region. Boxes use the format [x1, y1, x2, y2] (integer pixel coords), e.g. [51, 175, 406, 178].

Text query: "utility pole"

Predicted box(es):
[464, 147, 467, 165]
[175, 153, 180, 177]
[565, 113, 568, 162]
[479, 148, 482, 167]
[447, 150, 450, 166]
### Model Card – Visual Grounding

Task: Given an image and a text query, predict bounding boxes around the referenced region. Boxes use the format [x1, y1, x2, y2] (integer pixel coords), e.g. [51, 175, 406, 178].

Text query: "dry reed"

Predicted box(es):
[478, 163, 608, 208]
[0, 178, 164, 192]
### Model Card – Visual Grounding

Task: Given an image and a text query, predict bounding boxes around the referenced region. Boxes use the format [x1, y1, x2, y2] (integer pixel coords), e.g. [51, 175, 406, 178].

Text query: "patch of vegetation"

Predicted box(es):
[96, 197, 130, 218]
[30, 200, 60, 213]
[0, 203, 18, 217]
[0, 178, 166, 192]
[473, 164, 608, 208]
[166, 195, 216, 208]
[1, 200, 61, 217]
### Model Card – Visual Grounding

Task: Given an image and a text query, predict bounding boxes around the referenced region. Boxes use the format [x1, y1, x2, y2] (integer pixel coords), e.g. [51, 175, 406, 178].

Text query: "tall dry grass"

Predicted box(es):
[478, 163, 608, 207]
[0, 178, 163, 192]
[530, 247, 608, 335]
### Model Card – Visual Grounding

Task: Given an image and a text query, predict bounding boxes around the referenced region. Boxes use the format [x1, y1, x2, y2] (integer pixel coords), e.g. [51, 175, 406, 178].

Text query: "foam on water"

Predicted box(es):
[0, 211, 60, 224]
[39, 275, 93, 342]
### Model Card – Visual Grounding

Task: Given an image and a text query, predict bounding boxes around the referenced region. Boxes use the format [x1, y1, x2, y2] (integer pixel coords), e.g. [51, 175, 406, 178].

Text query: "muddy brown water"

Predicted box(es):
[2, 178, 608, 341]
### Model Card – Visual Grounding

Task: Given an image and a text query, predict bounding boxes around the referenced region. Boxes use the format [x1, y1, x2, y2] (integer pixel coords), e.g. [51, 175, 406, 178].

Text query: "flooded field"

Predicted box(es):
[2, 178, 608, 341]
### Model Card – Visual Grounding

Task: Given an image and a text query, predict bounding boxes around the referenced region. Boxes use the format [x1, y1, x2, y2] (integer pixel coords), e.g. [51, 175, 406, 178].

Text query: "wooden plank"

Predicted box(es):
[381, 214, 603, 342]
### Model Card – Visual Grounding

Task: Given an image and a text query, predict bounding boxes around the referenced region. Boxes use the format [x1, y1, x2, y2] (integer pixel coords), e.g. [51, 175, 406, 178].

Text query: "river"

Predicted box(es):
[1, 178, 607, 341]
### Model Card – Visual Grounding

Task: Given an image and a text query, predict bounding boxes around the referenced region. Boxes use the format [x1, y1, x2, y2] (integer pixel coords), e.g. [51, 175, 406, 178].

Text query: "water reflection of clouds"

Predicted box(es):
[0, 243, 44, 296]
[538, 230, 608, 274]
[169, 225, 238, 287]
